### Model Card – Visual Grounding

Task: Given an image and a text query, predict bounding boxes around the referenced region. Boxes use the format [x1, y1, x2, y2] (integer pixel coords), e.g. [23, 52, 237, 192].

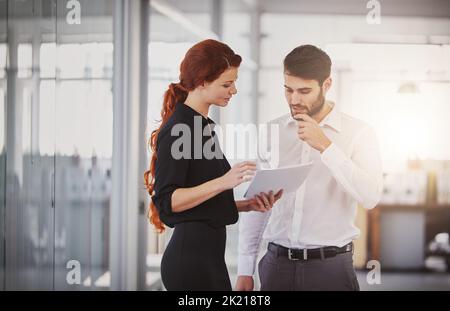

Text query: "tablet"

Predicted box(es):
[244, 162, 314, 199]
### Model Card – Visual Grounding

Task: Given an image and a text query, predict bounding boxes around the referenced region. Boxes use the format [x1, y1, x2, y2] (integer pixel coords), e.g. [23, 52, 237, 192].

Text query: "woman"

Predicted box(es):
[144, 39, 282, 291]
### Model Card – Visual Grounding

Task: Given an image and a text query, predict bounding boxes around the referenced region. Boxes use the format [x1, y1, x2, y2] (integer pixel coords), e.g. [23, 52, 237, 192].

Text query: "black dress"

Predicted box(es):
[151, 103, 239, 291]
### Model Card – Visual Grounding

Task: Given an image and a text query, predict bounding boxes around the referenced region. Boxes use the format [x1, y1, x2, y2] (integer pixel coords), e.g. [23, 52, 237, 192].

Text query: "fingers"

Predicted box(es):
[294, 113, 314, 122]
[236, 162, 257, 183]
[238, 161, 257, 168]
[254, 195, 267, 211]
[232, 161, 256, 172]
[239, 170, 255, 180]
[259, 192, 271, 211]
[268, 191, 274, 206]
[250, 190, 282, 213]
[240, 165, 256, 174]
[230, 161, 256, 184]
[241, 174, 254, 182]
[236, 162, 257, 175]
[274, 189, 283, 201]
[296, 121, 307, 128]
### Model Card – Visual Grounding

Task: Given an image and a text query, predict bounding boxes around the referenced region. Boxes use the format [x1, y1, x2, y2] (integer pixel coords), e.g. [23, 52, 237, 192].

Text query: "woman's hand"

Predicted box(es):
[170, 161, 256, 213]
[218, 161, 257, 190]
[236, 189, 283, 212]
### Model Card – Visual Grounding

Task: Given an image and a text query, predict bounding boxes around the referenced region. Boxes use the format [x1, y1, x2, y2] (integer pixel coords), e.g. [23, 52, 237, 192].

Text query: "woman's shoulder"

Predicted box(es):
[157, 109, 195, 143]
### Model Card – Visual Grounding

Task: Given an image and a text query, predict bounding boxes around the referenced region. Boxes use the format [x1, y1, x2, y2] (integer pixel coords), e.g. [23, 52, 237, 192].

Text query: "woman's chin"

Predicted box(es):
[212, 99, 230, 107]
[216, 101, 229, 107]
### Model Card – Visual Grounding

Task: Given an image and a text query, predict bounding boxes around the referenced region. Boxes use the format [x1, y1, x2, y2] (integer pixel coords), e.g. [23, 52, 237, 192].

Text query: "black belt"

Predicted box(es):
[268, 242, 353, 261]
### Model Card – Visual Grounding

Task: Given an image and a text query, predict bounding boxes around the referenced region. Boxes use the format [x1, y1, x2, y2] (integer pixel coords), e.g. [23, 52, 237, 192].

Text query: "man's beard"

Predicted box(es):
[290, 88, 325, 120]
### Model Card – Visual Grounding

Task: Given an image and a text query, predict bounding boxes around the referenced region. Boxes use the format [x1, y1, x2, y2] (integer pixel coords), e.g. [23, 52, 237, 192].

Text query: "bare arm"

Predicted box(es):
[171, 178, 224, 213]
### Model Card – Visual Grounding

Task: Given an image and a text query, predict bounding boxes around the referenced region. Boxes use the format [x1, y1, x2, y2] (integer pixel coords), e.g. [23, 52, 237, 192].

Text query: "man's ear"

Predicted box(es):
[322, 77, 332, 93]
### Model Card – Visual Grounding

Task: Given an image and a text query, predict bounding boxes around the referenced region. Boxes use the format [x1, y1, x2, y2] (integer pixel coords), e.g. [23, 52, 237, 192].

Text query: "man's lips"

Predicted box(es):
[292, 107, 308, 112]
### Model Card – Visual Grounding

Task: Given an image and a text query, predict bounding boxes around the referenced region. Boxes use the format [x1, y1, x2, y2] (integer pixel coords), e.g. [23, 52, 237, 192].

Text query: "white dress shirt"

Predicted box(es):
[237, 102, 383, 276]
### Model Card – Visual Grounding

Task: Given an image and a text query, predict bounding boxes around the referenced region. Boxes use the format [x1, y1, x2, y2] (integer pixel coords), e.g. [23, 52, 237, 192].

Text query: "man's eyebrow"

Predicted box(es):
[284, 85, 312, 91]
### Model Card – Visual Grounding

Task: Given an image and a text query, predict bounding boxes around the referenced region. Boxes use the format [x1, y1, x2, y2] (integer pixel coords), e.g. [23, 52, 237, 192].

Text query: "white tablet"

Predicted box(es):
[244, 162, 314, 199]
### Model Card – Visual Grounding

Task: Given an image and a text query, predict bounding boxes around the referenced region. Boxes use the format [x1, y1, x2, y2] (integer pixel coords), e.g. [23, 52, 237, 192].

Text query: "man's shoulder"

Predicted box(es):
[339, 111, 372, 133]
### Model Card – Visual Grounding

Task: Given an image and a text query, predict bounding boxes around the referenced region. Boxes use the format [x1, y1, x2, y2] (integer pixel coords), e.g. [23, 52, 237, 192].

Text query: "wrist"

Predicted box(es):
[320, 139, 332, 153]
[236, 200, 250, 212]
[213, 176, 227, 192]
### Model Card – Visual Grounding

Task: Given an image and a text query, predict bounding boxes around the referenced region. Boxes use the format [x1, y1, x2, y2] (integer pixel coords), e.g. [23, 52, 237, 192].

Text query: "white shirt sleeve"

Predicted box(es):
[237, 120, 278, 276]
[237, 210, 271, 276]
[321, 126, 383, 209]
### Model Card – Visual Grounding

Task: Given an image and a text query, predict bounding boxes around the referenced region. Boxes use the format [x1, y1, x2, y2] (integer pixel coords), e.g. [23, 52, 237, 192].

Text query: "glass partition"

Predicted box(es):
[3, 0, 57, 290]
[54, 0, 114, 290]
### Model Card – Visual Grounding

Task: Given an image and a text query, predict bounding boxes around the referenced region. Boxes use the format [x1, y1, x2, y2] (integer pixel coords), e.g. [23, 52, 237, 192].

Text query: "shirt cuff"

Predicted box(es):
[237, 254, 257, 276]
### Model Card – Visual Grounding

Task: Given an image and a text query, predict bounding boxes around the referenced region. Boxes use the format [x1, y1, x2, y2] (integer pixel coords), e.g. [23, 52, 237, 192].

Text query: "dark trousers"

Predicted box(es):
[258, 246, 360, 291]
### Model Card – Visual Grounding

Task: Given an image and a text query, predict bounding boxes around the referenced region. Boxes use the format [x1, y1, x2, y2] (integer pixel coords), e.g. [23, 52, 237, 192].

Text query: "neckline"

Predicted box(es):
[178, 103, 215, 124]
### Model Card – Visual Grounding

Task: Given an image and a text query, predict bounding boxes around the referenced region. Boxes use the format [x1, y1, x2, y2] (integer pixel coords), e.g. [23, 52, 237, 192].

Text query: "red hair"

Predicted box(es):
[144, 39, 242, 233]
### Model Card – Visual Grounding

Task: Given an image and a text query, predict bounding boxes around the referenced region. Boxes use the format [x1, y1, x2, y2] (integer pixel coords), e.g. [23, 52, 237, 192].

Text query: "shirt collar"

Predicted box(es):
[284, 101, 341, 132]
[176, 102, 216, 125]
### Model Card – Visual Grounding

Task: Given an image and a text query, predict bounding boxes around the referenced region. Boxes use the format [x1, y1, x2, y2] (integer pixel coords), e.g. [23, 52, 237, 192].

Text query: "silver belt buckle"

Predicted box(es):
[288, 249, 299, 261]
[288, 248, 308, 260]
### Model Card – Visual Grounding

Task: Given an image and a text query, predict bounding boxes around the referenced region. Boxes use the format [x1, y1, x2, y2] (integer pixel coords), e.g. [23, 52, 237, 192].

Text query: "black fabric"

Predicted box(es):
[161, 221, 231, 291]
[151, 103, 238, 228]
[151, 103, 238, 291]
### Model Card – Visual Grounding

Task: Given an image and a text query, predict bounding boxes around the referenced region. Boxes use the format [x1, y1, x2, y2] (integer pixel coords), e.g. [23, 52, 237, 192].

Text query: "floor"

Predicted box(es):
[356, 270, 450, 291]
[226, 270, 450, 291]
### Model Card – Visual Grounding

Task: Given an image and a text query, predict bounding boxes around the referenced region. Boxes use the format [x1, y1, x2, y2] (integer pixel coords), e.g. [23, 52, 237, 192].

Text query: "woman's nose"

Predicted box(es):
[230, 85, 237, 95]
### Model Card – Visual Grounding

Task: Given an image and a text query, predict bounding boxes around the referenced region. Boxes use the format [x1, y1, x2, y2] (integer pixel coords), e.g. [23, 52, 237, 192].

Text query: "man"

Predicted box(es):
[235, 45, 383, 291]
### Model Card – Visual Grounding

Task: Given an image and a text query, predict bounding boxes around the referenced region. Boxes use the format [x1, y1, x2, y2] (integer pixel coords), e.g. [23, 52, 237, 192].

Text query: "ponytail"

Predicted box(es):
[144, 82, 188, 233]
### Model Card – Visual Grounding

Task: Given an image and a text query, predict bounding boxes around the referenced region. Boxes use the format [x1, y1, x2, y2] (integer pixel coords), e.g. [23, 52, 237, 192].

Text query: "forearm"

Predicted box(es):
[321, 142, 383, 209]
[235, 199, 250, 212]
[171, 177, 225, 213]
[238, 211, 271, 276]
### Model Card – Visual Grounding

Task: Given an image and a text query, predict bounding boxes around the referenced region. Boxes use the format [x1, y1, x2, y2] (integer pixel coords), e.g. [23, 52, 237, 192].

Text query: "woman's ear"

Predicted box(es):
[198, 81, 209, 90]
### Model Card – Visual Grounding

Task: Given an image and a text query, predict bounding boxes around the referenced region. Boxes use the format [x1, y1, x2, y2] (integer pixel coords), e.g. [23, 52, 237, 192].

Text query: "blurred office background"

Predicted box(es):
[0, 0, 449, 290]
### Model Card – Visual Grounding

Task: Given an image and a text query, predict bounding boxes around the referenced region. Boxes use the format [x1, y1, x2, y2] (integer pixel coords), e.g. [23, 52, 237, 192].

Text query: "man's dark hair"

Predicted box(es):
[284, 45, 332, 86]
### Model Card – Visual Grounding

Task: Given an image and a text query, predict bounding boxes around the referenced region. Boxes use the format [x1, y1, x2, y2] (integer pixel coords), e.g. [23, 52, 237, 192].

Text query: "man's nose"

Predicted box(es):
[291, 92, 303, 105]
